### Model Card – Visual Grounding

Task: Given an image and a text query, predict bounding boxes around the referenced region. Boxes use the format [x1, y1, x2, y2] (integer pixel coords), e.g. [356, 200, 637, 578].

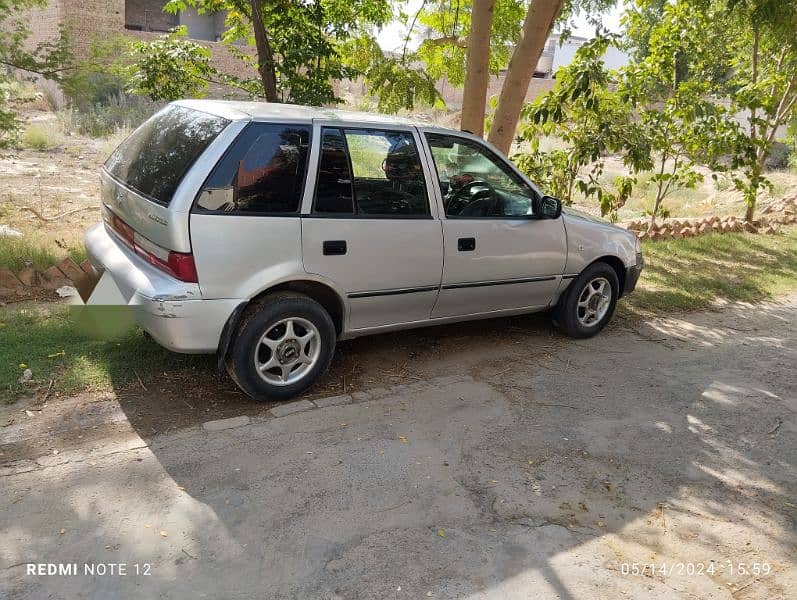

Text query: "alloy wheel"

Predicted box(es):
[576, 277, 612, 327]
[254, 317, 321, 386]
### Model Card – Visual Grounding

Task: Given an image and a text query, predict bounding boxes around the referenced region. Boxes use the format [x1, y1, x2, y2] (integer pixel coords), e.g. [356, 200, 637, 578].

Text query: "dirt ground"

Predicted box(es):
[0, 110, 107, 254]
[1, 296, 794, 599]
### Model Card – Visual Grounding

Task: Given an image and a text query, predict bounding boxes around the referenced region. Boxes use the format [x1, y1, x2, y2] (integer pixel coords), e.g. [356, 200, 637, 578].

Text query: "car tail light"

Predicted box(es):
[105, 206, 198, 283]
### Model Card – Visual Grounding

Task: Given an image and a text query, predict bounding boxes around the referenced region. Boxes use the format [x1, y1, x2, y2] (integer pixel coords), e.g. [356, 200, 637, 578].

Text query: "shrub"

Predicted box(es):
[38, 79, 67, 111]
[61, 36, 136, 109]
[21, 122, 64, 150]
[59, 93, 157, 138]
[64, 71, 128, 110]
[764, 141, 790, 171]
[789, 150, 797, 174]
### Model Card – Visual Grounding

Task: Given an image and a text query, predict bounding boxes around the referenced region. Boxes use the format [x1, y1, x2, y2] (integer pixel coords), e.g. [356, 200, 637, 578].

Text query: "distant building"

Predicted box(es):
[17, 3, 627, 106]
[431, 34, 629, 109]
[18, 0, 246, 79]
[543, 34, 630, 78]
[124, 0, 226, 41]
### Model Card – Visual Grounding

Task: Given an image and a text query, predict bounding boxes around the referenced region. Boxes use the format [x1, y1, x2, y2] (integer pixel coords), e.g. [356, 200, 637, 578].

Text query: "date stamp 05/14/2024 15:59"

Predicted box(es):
[619, 561, 773, 578]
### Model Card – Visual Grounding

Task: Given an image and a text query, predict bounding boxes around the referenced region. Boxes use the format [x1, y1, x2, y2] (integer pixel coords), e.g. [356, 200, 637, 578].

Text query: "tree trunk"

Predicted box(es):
[744, 26, 759, 222]
[745, 147, 767, 222]
[460, 0, 495, 137]
[486, 0, 562, 154]
[250, 0, 279, 102]
[744, 199, 755, 222]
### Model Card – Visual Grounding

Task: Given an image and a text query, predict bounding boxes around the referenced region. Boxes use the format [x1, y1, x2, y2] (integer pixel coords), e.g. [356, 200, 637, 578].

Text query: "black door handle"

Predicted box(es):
[458, 237, 476, 252]
[323, 240, 347, 255]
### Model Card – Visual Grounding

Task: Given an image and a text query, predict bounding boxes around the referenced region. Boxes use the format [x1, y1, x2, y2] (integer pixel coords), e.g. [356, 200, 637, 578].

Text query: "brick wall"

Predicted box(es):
[12, 0, 64, 51]
[61, 0, 125, 58]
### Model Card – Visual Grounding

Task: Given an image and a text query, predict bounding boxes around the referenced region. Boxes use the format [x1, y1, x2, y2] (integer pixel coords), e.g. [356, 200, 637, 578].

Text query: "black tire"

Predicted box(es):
[226, 292, 336, 401]
[554, 262, 619, 338]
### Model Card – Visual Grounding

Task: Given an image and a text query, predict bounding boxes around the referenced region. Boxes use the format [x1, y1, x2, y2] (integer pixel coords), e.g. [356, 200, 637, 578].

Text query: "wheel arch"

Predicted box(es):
[216, 279, 346, 370]
[590, 255, 626, 296]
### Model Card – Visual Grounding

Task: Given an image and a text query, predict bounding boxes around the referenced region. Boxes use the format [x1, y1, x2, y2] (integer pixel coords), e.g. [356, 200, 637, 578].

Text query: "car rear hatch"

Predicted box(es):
[100, 104, 230, 264]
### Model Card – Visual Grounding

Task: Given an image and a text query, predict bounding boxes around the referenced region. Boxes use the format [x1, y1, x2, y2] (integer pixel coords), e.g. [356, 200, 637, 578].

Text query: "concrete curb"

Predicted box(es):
[201, 375, 469, 431]
[6, 377, 473, 474]
[269, 399, 314, 418]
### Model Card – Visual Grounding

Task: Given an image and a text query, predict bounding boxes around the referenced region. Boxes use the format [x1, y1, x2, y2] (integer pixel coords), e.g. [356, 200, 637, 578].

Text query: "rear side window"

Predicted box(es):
[313, 127, 429, 217]
[105, 105, 228, 206]
[313, 128, 354, 214]
[195, 123, 311, 214]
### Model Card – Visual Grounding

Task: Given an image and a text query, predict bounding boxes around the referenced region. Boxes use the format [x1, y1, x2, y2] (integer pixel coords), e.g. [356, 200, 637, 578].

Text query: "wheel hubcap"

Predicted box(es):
[255, 317, 320, 386]
[576, 277, 612, 327]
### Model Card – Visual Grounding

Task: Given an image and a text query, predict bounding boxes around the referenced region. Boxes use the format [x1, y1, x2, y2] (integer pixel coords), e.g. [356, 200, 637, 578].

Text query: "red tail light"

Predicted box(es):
[111, 214, 135, 246]
[163, 251, 199, 283]
[105, 206, 198, 283]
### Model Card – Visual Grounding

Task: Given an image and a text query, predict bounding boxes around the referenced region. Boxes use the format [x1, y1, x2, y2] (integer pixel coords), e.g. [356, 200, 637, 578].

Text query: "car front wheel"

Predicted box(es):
[555, 262, 619, 338]
[226, 292, 336, 401]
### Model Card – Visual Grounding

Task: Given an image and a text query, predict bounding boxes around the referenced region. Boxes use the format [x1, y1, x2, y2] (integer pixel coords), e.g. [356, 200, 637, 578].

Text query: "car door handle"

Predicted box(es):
[458, 237, 476, 251]
[323, 240, 347, 255]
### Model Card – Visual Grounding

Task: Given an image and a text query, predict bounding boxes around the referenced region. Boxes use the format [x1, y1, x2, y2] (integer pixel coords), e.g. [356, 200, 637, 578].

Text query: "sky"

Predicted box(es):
[375, 1, 627, 53]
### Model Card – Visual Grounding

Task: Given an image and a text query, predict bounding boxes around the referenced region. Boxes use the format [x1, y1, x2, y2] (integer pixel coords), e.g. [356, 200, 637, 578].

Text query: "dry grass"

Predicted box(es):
[98, 126, 132, 161]
[20, 121, 65, 151]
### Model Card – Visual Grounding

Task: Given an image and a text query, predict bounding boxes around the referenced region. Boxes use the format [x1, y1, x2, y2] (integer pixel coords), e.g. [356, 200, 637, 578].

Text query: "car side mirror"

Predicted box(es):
[535, 195, 562, 219]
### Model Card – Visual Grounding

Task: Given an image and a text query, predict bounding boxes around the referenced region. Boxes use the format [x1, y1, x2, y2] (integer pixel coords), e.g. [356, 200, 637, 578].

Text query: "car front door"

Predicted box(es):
[422, 132, 567, 318]
[301, 124, 444, 331]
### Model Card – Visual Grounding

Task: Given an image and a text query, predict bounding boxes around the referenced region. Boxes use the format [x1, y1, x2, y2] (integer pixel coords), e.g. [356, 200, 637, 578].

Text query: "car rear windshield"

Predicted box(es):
[104, 105, 229, 205]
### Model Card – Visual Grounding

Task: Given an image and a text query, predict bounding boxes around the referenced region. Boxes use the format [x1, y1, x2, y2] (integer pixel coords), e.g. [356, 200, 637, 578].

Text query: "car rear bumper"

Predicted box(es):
[84, 222, 239, 353]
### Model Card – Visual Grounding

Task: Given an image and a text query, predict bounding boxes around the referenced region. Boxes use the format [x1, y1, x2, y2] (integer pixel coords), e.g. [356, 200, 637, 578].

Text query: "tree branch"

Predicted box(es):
[249, 0, 278, 102]
[422, 35, 468, 49]
[402, 0, 428, 62]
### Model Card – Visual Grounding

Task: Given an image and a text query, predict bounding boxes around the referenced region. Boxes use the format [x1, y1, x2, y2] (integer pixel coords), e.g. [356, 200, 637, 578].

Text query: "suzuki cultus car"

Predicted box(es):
[85, 101, 643, 400]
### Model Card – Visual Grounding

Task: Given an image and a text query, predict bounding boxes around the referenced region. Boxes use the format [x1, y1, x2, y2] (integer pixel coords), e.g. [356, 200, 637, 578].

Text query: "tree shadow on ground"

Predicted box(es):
[2, 299, 795, 598]
[632, 232, 797, 312]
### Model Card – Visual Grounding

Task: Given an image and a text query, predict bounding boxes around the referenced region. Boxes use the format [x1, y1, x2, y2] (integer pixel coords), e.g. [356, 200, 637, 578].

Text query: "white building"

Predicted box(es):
[536, 34, 629, 78]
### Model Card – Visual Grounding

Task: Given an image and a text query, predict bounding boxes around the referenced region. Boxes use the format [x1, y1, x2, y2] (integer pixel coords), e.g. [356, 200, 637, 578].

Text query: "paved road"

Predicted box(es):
[2, 299, 796, 599]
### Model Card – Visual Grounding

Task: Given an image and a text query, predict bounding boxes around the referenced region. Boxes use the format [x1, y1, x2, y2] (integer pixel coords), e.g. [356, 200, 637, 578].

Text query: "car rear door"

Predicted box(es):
[301, 123, 443, 331]
[421, 131, 567, 318]
[189, 121, 312, 299]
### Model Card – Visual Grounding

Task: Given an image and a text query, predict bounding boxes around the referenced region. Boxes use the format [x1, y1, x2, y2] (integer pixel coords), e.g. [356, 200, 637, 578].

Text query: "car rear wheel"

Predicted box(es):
[555, 262, 619, 338]
[227, 292, 336, 401]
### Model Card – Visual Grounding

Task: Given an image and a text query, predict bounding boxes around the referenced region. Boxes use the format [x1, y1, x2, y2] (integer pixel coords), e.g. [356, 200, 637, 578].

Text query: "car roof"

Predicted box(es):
[174, 99, 439, 128]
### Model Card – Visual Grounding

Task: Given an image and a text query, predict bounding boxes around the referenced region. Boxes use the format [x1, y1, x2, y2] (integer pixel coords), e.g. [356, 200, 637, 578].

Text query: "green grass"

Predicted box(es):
[67, 243, 88, 266]
[0, 236, 87, 274]
[2, 229, 796, 401]
[0, 236, 60, 273]
[1, 305, 208, 401]
[628, 228, 797, 312]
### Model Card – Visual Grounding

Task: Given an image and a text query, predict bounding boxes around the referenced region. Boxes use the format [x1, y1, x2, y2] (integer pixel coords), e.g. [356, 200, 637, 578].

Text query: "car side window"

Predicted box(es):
[196, 123, 311, 214]
[425, 133, 538, 219]
[314, 128, 355, 214]
[313, 127, 429, 217]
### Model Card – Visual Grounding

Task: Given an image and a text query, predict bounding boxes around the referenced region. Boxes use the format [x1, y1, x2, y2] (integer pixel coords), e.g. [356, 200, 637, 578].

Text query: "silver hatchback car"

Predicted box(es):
[85, 100, 643, 400]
